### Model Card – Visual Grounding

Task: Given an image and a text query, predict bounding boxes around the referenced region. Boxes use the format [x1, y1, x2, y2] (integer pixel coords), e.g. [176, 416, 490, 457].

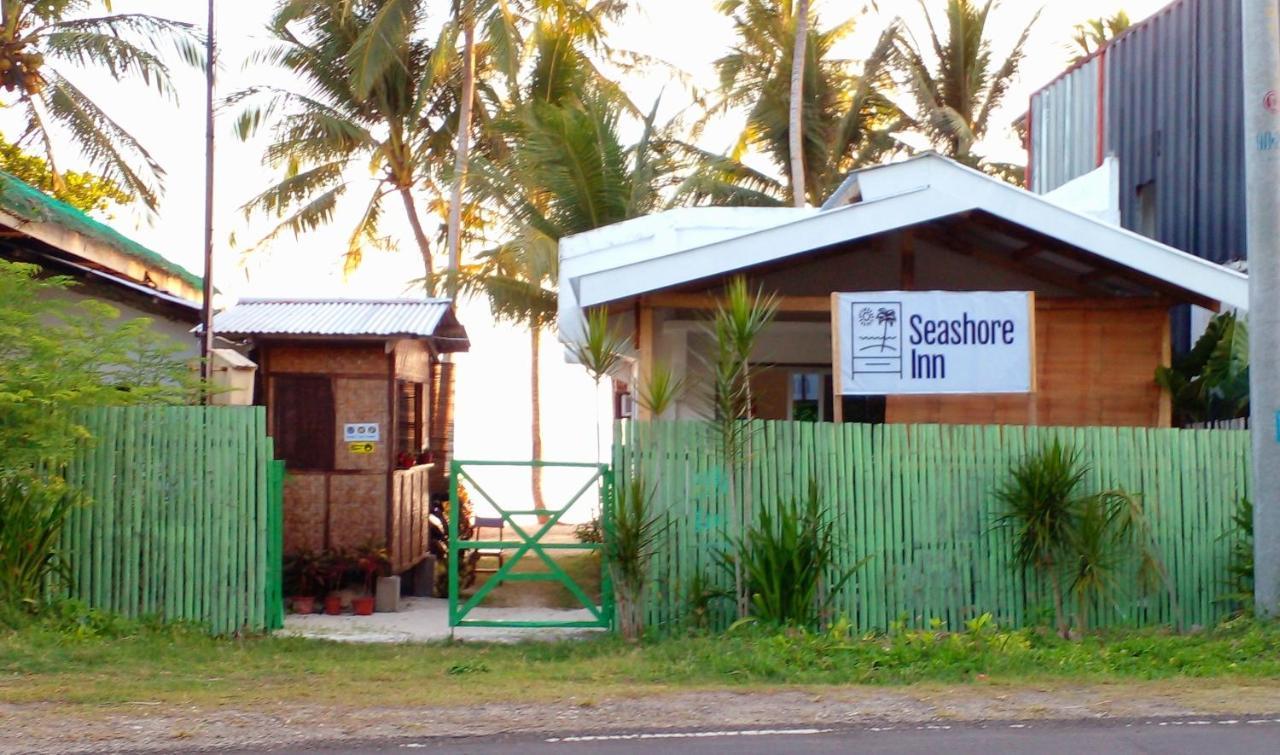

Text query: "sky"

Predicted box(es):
[6, 0, 1172, 519]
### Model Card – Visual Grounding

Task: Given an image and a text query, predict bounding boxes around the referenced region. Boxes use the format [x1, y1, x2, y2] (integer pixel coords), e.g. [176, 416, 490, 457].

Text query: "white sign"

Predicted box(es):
[833, 291, 1034, 395]
[343, 423, 381, 442]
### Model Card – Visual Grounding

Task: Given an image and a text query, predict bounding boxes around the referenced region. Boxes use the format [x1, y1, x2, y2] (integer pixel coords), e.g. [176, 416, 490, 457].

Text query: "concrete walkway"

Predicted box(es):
[279, 597, 604, 644]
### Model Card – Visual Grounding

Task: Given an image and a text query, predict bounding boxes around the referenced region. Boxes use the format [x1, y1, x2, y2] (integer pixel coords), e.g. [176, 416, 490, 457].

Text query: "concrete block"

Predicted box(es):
[376, 576, 400, 612]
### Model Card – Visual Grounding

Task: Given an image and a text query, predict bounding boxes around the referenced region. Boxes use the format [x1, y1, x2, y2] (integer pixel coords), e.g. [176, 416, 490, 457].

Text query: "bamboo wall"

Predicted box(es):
[615, 420, 1250, 635]
[60, 406, 284, 635]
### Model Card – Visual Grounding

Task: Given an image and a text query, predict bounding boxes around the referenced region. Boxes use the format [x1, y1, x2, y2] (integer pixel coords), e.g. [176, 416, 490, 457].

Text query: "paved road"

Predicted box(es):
[215, 716, 1280, 754]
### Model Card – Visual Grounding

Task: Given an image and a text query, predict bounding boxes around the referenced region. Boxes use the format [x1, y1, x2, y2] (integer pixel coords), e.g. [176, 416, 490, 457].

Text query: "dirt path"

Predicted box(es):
[5, 680, 1280, 753]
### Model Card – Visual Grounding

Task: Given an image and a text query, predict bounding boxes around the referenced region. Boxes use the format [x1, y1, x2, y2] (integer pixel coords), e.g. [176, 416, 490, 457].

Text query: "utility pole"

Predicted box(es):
[1242, 0, 1280, 617]
[199, 0, 217, 395]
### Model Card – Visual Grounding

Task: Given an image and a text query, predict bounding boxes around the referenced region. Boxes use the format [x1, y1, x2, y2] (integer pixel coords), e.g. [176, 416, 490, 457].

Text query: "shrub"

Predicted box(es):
[0, 473, 79, 611]
[574, 516, 603, 544]
[607, 476, 664, 641]
[1220, 497, 1254, 615]
[723, 479, 863, 630]
[996, 440, 1166, 636]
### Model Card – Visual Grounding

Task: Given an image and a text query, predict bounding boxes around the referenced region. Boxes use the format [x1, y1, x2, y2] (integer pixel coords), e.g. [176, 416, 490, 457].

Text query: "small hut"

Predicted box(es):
[211, 298, 469, 575]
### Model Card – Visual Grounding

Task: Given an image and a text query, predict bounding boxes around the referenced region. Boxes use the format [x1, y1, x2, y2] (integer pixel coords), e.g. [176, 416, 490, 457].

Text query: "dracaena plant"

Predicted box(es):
[996, 440, 1169, 637]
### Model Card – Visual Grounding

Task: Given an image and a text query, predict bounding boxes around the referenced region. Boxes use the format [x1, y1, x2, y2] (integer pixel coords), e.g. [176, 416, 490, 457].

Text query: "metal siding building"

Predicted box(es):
[1029, 0, 1245, 266]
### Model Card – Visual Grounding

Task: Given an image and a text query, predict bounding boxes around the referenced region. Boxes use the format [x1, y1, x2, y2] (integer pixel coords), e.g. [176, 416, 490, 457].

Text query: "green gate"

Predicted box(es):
[448, 460, 613, 630]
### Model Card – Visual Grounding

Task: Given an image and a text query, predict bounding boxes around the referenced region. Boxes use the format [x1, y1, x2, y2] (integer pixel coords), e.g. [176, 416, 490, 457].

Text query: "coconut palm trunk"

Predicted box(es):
[788, 0, 809, 207]
[531, 325, 548, 523]
[447, 8, 476, 283]
[398, 184, 435, 283]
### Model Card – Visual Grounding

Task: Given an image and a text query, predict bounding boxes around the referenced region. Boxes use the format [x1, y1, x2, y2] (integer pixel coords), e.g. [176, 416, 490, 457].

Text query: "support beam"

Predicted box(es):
[919, 226, 1101, 298]
[636, 304, 655, 421]
[899, 231, 916, 289]
[641, 293, 832, 313]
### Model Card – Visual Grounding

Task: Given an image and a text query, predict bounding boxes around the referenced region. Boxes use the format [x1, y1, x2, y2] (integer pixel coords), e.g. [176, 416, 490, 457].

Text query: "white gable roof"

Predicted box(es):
[558, 153, 1249, 350]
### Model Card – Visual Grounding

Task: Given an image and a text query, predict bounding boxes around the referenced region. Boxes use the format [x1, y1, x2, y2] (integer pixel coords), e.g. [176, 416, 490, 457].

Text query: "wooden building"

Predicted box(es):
[558, 154, 1248, 428]
[211, 299, 469, 573]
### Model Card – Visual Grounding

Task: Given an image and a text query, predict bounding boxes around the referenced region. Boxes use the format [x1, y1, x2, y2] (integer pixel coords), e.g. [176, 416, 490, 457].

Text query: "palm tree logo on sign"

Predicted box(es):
[852, 301, 903, 378]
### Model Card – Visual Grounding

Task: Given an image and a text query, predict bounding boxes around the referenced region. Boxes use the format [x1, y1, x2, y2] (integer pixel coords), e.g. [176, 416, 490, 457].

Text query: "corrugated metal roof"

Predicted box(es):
[1029, 55, 1103, 194]
[211, 298, 458, 339]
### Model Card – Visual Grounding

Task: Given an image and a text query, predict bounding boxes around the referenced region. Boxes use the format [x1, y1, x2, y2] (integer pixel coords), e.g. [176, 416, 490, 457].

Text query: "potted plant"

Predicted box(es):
[352, 542, 390, 616]
[319, 548, 350, 615]
[283, 549, 322, 614]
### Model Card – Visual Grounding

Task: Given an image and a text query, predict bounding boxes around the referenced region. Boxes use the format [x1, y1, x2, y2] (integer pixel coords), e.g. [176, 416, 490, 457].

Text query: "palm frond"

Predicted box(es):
[346, 0, 418, 98]
[40, 72, 164, 210]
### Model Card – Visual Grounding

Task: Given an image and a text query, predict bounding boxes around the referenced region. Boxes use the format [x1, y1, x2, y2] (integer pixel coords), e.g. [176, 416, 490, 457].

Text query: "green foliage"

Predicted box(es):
[8, 612, 1280, 707]
[569, 308, 628, 384]
[1155, 312, 1250, 426]
[282, 549, 325, 598]
[0, 135, 131, 213]
[0, 260, 197, 473]
[0, 260, 196, 615]
[0, 2, 202, 211]
[997, 439, 1084, 577]
[234, 0, 461, 278]
[996, 440, 1167, 635]
[688, 0, 905, 206]
[723, 480, 864, 629]
[573, 516, 603, 545]
[710, 276, 779, 426]
[636, 360, 687, 418]
[1220, 498, 1254, 615]
[607, 476, 665, 640]
[894, 0, 1038, 182]
[1068, 11, 1131, 64]
[0, 473, 79, 610]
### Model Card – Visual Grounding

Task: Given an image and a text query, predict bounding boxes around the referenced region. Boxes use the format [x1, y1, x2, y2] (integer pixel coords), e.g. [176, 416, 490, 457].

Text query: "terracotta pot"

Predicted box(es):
[324, 595, 343, 615]
[291, 596, 316, 615]
[352, 596, 375, 616]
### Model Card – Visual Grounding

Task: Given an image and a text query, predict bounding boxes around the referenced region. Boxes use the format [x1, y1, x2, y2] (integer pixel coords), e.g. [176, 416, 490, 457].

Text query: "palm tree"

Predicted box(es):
[1068, 11, 1131, 65]
[457, 23, 675, 518]
[0, 1, 202, 211]
[687, 0, 904, 207]
[895, 0, 1038, 182]
[232, 0, 461, 280]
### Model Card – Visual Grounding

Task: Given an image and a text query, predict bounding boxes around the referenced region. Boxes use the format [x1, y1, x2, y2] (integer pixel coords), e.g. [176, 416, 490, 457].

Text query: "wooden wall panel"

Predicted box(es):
[268, 344, 388, 375]
[328, 474, 388, 550]
[394, 340, 432, 382]
[888, 301, 1171, 427]
[751, 368, 792, 421]
[283, 472, 326, 554]
[333, 377, 390, 471]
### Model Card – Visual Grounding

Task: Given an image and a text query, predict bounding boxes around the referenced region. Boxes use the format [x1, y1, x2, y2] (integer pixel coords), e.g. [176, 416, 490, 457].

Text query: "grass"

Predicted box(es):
[462, 551, 602, 610]
[3, 604, 1280, 709]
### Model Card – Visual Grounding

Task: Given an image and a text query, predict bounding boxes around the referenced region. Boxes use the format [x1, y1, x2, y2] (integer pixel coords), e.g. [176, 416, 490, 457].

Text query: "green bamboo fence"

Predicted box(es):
[614, 421, 1251, 635]
[59, 406, 285, 634]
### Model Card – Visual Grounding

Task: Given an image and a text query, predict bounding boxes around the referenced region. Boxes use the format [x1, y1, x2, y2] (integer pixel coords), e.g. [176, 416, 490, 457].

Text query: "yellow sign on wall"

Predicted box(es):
[347, 441, 375, 455]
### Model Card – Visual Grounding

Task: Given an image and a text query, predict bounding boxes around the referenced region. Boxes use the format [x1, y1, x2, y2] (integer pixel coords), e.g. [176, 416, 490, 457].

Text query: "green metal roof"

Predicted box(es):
[0, 170, 202, 290]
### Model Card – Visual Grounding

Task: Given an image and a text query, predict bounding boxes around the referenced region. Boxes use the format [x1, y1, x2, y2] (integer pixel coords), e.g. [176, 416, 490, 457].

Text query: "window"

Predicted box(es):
[790, 372, 824, 422]
[273, 376, 334, 470]
[396, 380, 424, 458]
